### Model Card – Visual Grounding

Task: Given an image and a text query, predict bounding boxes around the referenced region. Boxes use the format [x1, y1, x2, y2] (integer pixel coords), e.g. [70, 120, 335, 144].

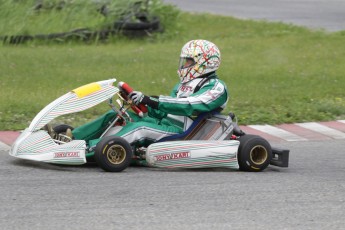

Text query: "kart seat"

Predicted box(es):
[158, 110, 227, 142]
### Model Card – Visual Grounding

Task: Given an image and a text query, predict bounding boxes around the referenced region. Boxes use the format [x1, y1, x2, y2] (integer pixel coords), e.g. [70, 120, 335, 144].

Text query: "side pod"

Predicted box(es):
[270, 147, 289, 167]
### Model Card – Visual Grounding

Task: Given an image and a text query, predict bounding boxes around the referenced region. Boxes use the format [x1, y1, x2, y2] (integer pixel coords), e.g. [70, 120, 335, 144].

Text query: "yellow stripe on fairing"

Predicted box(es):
[72, 82, 101, 98]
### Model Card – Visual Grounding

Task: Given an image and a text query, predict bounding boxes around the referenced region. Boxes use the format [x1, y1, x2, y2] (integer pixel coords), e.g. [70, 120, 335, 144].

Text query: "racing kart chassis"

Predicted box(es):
[10, 79, 289, 172]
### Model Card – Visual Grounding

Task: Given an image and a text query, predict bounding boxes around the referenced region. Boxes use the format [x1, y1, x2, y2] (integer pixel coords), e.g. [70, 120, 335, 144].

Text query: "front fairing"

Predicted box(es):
[28, 79, 118, 132]
[10, 79, 119, 165]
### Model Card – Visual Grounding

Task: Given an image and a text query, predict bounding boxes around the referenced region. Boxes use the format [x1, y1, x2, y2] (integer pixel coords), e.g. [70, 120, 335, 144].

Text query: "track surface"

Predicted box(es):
[1, 140, 345, 229]
[163, 0, 345, 32]
[1, 122, 345, 229]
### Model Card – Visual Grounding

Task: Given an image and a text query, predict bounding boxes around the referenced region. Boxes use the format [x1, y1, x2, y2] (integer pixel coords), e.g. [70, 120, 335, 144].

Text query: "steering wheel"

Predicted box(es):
[118, 81, 148, 117]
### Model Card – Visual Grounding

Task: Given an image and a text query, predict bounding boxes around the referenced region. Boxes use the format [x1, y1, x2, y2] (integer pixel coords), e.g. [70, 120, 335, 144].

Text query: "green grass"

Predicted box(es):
[0, 0, 180, 39]
[1, 1, 105, 36]
[1, 10, 345, 130]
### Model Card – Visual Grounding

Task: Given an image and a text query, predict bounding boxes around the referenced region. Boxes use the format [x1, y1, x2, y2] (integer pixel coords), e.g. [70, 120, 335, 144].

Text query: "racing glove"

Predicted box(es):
[129, 91, 159, 109]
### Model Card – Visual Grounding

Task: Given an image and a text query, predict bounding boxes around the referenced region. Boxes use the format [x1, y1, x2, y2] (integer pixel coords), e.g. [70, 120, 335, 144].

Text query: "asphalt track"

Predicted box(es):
[1, 139, 345, 229]
[2, 1, 345, 229]
[1, 122, 345, 230]
[163, 0, 345, 32]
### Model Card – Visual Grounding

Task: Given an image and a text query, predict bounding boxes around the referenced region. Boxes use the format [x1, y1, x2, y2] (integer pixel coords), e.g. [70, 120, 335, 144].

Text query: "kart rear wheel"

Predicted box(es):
[94, 136, 132, 172]
[237, 134, 272, 172]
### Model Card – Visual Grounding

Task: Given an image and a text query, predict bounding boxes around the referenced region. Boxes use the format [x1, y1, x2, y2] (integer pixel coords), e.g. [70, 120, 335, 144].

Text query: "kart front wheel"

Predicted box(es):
[94, 136, 132, 172]
[53, 124, 74, 142]
[53, 124, 74, 134]
[237, 134, 272, 172]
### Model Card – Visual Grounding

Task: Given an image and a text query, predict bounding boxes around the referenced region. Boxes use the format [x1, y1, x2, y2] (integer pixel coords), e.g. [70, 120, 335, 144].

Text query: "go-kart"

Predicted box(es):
[10, 79, 289, 172]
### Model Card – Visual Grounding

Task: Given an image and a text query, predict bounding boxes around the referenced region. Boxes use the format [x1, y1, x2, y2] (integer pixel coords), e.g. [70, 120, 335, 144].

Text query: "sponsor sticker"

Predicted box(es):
[180, 85, 193, 92]
[155, 151, 191, 161]
[54, 152, 80, 158]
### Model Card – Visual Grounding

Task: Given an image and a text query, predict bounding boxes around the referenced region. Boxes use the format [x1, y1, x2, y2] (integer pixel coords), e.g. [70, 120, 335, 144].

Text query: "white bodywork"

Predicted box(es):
[146, 140, 240, 169]
[10, 79, 119, 165]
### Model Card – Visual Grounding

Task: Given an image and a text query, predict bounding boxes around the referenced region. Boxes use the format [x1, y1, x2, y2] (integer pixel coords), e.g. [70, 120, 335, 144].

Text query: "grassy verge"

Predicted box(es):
[0, 0, 174, 36]
[1, 12, 345, 130]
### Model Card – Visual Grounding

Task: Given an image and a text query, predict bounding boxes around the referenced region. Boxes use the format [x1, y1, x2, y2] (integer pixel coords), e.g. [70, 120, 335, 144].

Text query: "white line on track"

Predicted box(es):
[296, 122, 345, 139]
[0, 141, 10, 152]
[338, 120, 345, 124]
[248, 125, 307, 141]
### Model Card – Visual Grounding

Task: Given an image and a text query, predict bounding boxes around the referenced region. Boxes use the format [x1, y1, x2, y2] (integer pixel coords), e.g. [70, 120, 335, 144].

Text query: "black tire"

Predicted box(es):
[53, 124, 74, 134]
[94, 136, 132, 172]
[114, 16, 160, 31]
[237, 134, 272, 172]
[52, 124, 74, 142]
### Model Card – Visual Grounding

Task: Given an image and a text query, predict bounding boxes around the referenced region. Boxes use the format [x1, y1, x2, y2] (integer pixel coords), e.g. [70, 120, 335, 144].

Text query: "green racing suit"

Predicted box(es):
[72, 72, 228, 147]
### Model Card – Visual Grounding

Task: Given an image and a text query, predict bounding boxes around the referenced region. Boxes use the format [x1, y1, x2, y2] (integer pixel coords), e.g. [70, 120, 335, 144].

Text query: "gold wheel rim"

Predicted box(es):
[106, 145, 126, 165]
[250, 145, 268, 165]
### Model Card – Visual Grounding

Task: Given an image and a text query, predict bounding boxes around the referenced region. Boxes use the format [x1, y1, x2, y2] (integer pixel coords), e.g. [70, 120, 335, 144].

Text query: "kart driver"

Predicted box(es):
[72, 39, 229, 147]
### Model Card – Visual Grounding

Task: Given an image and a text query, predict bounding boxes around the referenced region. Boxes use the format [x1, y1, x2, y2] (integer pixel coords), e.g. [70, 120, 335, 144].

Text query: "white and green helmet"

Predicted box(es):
[178, 39, 221, 83]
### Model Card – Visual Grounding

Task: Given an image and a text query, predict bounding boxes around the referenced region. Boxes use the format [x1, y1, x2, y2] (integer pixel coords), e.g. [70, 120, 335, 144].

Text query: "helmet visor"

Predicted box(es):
[178, 57, 196, 70]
